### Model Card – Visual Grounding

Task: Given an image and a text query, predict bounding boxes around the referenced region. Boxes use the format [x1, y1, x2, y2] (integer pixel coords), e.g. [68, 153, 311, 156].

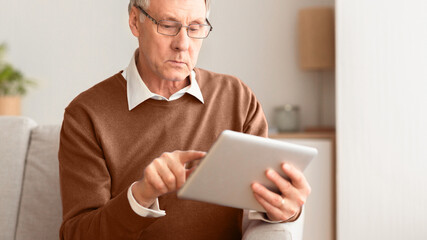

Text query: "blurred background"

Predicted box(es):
[0, 0, 335, 130]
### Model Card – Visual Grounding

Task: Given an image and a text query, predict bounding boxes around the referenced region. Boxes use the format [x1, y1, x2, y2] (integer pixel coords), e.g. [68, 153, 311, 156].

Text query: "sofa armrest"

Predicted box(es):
[242, 208, 305, 240]
[0, 116, 37, 240]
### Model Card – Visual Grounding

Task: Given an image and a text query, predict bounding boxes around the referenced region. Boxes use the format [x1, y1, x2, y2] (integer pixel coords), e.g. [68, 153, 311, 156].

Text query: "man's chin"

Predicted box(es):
[162, 71, 190, 82]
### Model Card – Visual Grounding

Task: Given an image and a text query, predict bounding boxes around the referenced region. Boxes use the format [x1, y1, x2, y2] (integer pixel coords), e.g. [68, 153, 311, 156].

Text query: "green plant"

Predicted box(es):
[0, 43, 36, 96]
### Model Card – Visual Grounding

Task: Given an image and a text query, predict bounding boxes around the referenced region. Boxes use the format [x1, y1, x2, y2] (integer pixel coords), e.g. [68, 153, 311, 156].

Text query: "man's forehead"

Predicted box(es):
[149, 0, 206, 20]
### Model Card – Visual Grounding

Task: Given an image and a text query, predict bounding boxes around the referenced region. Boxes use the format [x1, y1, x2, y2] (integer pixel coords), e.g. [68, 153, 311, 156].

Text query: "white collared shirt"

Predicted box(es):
[122, 51, 204, 111]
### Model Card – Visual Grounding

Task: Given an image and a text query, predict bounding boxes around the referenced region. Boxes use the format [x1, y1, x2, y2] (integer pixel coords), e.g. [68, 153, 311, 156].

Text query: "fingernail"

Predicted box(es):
[266, 169, 274, 177]
[283, 163, 290, 170]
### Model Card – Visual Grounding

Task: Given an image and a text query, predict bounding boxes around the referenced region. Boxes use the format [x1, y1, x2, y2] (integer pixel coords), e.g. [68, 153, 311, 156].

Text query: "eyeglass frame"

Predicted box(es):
[135, 5, 213, 39]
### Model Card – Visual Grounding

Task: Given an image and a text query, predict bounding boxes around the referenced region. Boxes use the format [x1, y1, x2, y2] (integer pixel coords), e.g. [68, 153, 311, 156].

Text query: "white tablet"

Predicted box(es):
[177, 130, 317, 212]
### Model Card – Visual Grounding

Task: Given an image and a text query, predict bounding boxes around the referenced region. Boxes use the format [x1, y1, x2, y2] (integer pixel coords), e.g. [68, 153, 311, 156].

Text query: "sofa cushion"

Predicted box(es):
[0, 116, 37, 240]
[15, 125, 62, 240]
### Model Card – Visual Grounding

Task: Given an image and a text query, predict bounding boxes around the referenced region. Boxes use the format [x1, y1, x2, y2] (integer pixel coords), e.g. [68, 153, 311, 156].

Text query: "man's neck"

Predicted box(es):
[135, 51, 190, 99]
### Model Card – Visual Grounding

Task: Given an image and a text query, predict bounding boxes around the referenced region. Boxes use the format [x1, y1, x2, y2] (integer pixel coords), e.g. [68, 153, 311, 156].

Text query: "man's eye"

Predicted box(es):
[162, 24, 175, 29]
[189, 25, 201, 32]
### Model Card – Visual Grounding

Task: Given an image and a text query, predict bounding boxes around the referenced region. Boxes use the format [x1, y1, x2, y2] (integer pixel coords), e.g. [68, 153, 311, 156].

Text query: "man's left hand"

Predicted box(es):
[251, 163, 311, 222]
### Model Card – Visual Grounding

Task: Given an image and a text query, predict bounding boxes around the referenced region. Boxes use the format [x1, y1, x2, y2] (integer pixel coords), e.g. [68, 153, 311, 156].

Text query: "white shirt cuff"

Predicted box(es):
[247, 210, 284, 223]
[127, 182, 166, 218]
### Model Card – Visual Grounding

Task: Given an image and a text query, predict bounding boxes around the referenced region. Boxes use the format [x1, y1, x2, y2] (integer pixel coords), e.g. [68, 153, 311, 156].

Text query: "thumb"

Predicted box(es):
[185, 166, 198, 179]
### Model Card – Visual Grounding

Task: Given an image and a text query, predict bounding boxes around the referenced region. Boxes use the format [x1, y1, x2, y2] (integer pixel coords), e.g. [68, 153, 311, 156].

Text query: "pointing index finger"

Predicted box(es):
[177, 150, 206, 165]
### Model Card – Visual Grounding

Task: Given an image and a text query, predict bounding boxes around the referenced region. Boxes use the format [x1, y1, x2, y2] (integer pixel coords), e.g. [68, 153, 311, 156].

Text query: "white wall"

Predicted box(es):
[1, 0, 334, 129]
[336, 0, 427, 239]
[199, 0, 335, 129]
[0, 0, 136, 124]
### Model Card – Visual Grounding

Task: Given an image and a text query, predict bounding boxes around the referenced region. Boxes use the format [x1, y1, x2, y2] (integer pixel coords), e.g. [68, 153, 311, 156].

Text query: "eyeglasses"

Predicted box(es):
[136, 6, 213, 39]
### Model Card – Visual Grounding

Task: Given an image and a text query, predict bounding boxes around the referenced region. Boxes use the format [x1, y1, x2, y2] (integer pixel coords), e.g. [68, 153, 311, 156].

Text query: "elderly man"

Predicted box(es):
[58, 0, 311, 239]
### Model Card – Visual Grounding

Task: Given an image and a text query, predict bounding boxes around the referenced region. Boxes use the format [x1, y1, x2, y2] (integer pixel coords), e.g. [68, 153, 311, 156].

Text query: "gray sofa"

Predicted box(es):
[0, 116, 62, 240]
[0, 116, 303, 240]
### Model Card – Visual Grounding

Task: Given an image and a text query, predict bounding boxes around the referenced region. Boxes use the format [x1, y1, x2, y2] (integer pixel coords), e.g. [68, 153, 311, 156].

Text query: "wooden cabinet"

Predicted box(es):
[270, 132, 335, 240]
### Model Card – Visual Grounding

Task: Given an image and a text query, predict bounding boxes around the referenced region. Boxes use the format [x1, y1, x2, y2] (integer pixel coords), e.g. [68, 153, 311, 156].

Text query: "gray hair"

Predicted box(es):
[128, 0, 211, 21]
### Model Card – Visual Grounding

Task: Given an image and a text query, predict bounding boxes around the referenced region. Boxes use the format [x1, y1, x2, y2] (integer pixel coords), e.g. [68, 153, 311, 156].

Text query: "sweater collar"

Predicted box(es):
[123, 50, 204, 111]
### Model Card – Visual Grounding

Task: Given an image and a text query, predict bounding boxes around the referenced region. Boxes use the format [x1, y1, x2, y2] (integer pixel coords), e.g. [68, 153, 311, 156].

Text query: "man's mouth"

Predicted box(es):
[168, 60, 187, 67]
[169, 60, 185, 64]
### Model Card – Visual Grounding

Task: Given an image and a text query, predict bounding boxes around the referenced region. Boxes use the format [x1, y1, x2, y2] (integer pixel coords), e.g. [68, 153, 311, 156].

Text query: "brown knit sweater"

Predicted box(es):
[58, 68, 268, 240]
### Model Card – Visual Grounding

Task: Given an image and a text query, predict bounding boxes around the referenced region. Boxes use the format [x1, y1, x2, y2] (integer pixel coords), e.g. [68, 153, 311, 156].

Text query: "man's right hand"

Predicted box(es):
[132, 150, 206, 208]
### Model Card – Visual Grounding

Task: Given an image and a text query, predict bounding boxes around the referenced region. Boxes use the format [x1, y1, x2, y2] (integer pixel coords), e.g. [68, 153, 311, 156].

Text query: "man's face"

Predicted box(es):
[133, 0, 206, 82]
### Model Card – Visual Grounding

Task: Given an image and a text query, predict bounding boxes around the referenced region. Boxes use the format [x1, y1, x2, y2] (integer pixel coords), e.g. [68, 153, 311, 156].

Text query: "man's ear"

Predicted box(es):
[129, 6, 141, 37]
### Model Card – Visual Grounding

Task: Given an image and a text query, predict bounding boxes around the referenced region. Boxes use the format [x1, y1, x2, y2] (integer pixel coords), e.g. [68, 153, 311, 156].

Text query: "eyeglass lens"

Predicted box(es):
[158, 20, 211, 39]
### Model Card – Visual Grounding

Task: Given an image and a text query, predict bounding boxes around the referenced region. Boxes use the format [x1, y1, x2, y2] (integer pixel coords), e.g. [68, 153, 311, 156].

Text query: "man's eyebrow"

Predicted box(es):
[190, 18, 206, 24]
[160, 14, 179, 21]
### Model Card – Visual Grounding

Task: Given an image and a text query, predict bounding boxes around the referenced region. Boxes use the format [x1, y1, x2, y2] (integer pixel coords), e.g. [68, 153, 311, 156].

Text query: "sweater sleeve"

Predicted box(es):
[242, 90, 268, 138]
[58, 104, 157, 240]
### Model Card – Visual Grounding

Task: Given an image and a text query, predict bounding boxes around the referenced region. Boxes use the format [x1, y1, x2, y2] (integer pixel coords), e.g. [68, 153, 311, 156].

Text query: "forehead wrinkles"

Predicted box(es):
[150, 0, 206, 22]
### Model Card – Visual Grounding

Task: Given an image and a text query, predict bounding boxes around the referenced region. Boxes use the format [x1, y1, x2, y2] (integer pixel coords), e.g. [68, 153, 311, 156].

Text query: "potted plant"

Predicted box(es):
[0, 43, 36, 115]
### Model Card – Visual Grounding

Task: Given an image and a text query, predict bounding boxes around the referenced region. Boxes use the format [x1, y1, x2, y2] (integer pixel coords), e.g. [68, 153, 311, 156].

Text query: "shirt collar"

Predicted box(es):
[123, 50, 204, 111]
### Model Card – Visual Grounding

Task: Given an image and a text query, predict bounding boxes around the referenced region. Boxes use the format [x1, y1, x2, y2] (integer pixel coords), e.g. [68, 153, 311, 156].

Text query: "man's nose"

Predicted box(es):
[171, 27, 190, 51]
